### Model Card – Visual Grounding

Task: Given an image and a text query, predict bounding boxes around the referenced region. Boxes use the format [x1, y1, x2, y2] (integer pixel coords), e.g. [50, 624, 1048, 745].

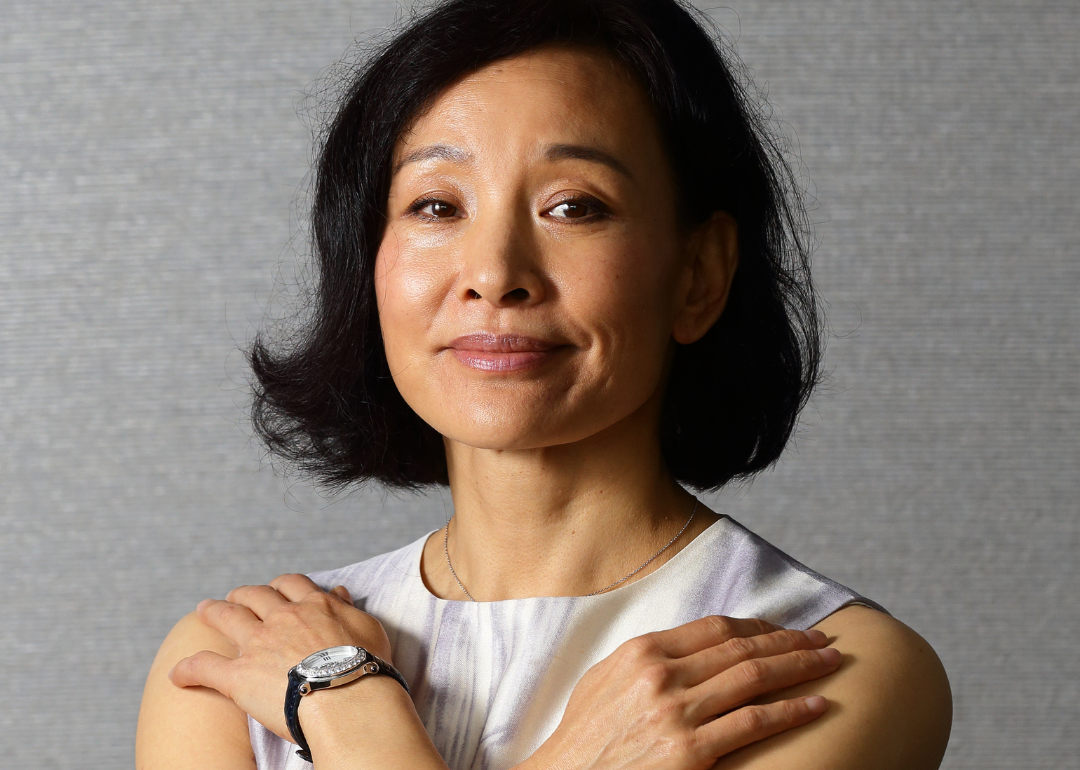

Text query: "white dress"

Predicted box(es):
[249, 515, 884, 770]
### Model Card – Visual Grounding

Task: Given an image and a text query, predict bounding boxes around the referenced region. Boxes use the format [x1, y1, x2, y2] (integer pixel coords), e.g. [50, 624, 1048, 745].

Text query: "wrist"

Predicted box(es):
[299, 678, 445, 769]
[519, 725, 580, 770]
[299, 673, 410, 744]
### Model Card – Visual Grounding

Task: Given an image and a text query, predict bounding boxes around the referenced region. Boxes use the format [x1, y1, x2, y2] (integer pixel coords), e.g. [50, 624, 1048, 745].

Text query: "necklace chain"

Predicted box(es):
[443, 499, 699, 602]
[443, 517, 476, 601]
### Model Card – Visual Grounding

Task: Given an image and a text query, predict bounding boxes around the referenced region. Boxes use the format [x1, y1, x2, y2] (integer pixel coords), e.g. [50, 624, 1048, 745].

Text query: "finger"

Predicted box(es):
[676, 628, 828, 687]
[168, 650, 237, 697]
[695, 695, 828, 758]
[196, 598, 261, 646]
[331, 585, 352, 603]
[268, 573, 326, 602]
[225, 584, 289, 619]
[688, 647, 842, 721]
[651, 615, 781, 658]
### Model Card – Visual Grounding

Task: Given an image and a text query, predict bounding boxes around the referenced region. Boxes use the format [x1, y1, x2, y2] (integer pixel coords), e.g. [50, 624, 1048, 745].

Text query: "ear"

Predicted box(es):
[672, 211, 739, 345]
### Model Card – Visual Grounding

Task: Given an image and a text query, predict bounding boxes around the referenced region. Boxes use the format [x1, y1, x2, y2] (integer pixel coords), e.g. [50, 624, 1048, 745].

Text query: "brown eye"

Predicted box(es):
[550, 201, 592, 219]
[409, 198, 460, 219]
[421, 200, 457, 218]
[546, 197, 607, 222]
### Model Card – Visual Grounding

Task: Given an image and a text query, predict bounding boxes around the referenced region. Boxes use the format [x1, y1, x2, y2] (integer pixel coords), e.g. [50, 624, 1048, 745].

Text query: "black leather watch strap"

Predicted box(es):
[284, 668, 313, 762]
[367, 653, 410, 694]
[284, 651, 410, 763]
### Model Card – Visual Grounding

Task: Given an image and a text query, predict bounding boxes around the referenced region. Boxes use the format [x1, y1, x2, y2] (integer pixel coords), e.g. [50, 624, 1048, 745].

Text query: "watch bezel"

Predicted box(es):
[295, 645, 369, 682]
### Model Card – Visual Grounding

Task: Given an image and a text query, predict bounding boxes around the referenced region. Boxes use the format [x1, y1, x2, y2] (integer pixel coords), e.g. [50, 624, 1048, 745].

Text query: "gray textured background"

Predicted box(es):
[1, 1, 1076, 767]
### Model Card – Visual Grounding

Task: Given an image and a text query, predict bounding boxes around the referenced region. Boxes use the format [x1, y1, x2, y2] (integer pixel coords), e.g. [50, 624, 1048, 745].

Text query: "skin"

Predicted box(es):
[136, 45, 952, 770]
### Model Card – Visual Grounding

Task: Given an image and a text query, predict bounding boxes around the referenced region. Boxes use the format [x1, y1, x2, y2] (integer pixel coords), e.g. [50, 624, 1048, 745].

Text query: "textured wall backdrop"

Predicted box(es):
[1, 1, 1076, 767]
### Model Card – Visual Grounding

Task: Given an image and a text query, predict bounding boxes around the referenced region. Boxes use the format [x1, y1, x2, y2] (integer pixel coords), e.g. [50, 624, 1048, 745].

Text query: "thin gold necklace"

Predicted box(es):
[442, 499, 699, 601]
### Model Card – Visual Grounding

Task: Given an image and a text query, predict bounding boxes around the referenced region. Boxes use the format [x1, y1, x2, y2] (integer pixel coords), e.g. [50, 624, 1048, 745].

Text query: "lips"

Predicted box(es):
[446, 333, 565, 372]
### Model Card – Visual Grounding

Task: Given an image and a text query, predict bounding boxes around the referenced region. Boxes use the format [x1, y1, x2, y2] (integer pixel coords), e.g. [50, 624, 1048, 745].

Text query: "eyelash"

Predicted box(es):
[405, 196, 459, 220]
[547, 196, 609, 222]
[404, 195, 609, 223]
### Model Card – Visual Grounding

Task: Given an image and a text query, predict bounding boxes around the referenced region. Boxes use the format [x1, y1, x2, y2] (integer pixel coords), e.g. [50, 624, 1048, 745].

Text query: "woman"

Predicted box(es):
[136, 1, 952, 768]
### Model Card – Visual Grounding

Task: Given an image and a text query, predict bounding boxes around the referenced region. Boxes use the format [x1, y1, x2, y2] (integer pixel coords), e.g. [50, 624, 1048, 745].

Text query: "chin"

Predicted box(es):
[433, 408, 568, 451]
[428, 399, 629, 454]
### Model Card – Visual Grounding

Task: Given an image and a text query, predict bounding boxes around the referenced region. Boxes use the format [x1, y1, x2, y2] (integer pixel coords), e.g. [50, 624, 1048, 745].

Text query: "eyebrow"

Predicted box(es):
[391, 142, 634, 181]
[392, 144, 473, 176]
[543, 143, 634, 181]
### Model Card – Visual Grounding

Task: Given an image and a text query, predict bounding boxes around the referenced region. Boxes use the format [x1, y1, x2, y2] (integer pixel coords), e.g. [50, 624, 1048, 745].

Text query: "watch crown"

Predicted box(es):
[363, 661, 380, 675]
[299, 682, 311, 695]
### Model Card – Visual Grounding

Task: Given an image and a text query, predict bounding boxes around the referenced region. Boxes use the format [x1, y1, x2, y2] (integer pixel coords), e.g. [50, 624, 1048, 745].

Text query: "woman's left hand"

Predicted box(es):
[168, 574, 391, 742]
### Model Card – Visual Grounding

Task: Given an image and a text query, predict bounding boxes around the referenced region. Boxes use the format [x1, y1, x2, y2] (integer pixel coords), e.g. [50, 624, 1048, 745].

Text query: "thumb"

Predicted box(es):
[169, 650, 236, 696]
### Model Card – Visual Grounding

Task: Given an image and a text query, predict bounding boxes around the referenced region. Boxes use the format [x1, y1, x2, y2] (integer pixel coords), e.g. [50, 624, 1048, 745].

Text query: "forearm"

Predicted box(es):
[301, 676, 449, 770]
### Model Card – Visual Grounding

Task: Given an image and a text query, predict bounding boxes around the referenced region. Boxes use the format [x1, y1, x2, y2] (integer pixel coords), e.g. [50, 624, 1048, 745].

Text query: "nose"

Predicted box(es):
[456, 209, 545, 308]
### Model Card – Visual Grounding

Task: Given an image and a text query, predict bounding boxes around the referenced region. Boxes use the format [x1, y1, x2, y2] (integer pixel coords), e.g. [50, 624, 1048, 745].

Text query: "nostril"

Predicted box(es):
[466, 289, 482, 299]
[503, 288, 530, 303]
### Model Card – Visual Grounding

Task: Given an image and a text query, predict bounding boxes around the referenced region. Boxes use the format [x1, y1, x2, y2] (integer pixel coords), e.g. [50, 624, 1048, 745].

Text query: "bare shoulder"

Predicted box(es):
[715, 605, 952, 770]
[136, 611, 256, 770]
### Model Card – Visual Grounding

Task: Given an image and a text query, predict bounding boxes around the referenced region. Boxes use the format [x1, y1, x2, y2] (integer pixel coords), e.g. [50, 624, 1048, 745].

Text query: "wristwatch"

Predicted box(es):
[284, 645, 410, 762]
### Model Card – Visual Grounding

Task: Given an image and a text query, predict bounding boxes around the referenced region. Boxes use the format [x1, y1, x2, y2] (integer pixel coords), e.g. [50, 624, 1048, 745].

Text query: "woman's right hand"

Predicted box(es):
[524, 615, 841, 770]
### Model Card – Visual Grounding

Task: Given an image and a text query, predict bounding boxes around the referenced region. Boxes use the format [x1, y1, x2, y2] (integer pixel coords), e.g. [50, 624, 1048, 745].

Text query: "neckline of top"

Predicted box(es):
[411, 513, 732, 606]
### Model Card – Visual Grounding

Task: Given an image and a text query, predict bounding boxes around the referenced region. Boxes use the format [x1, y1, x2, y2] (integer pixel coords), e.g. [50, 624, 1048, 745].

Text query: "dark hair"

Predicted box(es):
[249, 0, 821, 493]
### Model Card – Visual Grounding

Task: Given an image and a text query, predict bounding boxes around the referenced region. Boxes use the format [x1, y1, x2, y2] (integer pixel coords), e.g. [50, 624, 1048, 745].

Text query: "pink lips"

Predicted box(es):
[446, 333, 564, 372]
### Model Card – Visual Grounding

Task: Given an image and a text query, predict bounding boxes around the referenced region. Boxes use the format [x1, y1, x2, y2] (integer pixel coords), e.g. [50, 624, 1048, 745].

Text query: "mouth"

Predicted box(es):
[445, 333, 568, 373]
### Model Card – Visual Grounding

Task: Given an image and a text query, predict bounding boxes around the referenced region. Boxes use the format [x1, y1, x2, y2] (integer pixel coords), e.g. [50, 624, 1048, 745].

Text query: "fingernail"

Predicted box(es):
[804, 695, 828, 713]
[167, 665, 175, 680]
[196, 598, 210, 612]
[816, 647, 842, 665]
[804, 629, 828, 645]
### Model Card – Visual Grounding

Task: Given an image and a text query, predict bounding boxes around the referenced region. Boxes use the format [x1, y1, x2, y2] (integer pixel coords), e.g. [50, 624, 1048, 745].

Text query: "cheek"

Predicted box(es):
[543, 234, 680, 430]
[558, 236, 678, 352]
[374, 235, 448, 370]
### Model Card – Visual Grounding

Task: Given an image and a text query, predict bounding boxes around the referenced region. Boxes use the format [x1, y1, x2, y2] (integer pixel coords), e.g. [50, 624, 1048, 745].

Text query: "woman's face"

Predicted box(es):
[375, 45, 731, 451]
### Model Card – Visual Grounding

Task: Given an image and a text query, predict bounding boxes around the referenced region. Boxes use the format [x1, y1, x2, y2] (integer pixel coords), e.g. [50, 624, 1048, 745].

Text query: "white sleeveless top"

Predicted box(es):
[249, 515, 883, 770]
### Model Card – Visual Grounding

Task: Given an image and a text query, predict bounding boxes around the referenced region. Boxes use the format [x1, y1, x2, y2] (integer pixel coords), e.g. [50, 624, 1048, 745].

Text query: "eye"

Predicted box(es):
[407, 197, 461, 220]
[545, 197, 607, 222]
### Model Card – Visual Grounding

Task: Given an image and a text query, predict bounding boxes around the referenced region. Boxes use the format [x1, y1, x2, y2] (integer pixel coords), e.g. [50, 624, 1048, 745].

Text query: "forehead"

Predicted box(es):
[393, 45, 662, 164]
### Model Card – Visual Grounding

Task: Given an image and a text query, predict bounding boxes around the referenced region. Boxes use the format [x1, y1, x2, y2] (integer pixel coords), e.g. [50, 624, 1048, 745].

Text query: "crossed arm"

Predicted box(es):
[136, 578, 951, 770]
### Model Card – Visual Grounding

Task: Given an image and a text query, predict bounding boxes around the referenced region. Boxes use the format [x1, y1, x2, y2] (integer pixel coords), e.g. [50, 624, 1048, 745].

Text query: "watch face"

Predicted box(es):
[297, 645, 367, 678]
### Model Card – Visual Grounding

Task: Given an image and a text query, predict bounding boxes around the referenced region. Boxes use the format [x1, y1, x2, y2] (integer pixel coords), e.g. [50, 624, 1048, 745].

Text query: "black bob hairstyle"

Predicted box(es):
[249, 0, 822, 493]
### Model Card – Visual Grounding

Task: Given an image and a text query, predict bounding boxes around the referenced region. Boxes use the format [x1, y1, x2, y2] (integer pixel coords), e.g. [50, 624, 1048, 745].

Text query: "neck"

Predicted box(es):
[420, 395, 718, 601]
